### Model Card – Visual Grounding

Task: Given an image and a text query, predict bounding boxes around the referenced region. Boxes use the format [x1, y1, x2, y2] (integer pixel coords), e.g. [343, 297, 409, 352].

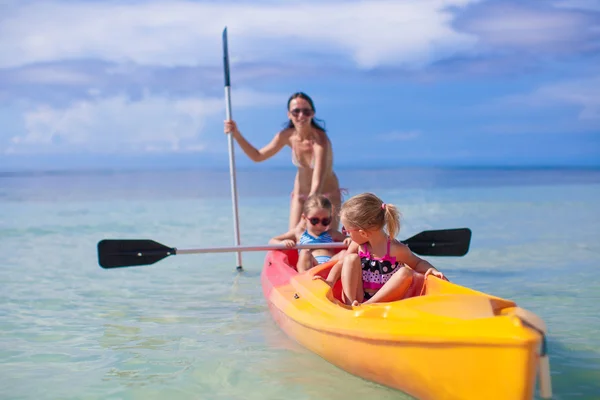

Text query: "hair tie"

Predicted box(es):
[381, 203, 386, 210]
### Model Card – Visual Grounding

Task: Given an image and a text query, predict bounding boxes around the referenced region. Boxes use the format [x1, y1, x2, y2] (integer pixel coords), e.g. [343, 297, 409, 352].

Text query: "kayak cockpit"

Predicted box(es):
[277, 249, 517, 321]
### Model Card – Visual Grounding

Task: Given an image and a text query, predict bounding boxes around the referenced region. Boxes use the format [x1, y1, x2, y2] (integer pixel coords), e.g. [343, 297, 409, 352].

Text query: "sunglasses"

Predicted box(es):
[308, 217, 331, 226]
[290, 108, 314, 117]
[341, 226, 359, 235]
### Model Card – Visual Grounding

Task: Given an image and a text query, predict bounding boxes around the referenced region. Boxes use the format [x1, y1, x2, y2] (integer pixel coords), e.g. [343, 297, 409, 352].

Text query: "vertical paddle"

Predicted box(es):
[513, 307, 553, 399]
[223, 27, 243, 272]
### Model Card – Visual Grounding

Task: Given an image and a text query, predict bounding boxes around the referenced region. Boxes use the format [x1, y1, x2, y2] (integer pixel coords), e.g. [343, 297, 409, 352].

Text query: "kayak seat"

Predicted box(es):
[281, 248, 344, 272]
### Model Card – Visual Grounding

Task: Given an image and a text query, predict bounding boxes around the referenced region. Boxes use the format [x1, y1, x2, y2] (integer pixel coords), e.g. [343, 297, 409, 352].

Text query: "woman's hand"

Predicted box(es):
[224, 120, 240, 137]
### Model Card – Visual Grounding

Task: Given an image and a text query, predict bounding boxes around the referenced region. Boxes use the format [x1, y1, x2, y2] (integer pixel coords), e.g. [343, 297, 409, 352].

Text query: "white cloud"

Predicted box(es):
[0, 0, 479, 69]
[5, 88, 283, 154]
[502, 76, 600, 120]
[11, 65, 93, 85]
[378, 131, 421, 141]
[554, 0, 600, 11]
[461, 5, 595, 51]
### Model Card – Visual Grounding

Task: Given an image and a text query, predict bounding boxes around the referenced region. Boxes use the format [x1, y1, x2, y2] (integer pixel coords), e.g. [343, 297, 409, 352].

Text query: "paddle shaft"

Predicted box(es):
[178, 243, 346, 255]
[223, 27, 243, 271]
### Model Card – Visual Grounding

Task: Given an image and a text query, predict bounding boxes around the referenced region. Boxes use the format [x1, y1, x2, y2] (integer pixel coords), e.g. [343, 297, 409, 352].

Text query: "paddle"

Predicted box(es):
[97, 228, 471, 269]
[222, 27, 243, 272]
[513, 307, 553, 399]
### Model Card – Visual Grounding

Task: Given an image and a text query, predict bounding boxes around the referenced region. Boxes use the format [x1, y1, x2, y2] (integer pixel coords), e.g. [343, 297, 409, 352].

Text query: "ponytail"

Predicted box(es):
[382, 203, 401, 239]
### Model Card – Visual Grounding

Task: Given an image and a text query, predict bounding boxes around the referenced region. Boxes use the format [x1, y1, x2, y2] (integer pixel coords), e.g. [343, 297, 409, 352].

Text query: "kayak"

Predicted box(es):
[261, 249, 549, 400]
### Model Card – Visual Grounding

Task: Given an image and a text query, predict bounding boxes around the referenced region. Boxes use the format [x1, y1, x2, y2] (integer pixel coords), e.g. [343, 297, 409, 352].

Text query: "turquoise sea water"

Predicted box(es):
[1, 167, 599, 400]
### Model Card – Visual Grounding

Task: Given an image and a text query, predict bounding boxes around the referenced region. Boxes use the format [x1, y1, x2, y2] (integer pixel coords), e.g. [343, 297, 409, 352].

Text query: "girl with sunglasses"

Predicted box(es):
[317, 193, 446, 305]
[224, 92, 345, 230]
[269, 195, 350, 273]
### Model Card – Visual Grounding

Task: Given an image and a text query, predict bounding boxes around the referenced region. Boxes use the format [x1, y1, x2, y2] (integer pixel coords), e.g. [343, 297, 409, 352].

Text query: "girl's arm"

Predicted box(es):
[390, 241, 445, 279]
[269, 230, 298, 247]
[316, 241, 360, 286]
[225, 120, 288, 162]
[309, 134, 329, 195]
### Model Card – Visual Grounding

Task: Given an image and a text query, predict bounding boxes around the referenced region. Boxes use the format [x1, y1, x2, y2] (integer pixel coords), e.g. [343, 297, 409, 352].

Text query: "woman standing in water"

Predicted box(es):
[224, 92, 344, 230]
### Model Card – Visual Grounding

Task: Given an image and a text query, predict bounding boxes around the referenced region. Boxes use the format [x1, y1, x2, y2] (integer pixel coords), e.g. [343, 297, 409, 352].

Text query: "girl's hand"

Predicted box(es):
[281, 239, 296, 248]
[424, 268, 447, 281]
[224, 120, 239, 136]
[312, 275, 334, 287]
[343, 237, 353, 247]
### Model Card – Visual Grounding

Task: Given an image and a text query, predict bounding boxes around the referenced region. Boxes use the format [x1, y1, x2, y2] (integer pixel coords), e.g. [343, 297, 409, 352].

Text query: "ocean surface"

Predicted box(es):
[1, 167, 599, 400]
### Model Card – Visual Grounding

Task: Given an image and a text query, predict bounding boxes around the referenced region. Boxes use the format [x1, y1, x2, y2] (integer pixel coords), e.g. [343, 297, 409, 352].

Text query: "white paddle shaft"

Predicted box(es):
[222, 28, 242, 271]
[224, 85, 242, 270]
[176, 242, 347, 255]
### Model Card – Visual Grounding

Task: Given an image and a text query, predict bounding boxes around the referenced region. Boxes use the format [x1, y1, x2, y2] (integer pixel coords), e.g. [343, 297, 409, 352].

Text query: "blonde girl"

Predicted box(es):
[337, 193, 445, 305]
[269, 194, 350, 273]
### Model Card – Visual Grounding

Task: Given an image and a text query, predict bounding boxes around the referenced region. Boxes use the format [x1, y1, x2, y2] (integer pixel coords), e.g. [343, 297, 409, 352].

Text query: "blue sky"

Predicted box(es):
[1, 0, 599, 171]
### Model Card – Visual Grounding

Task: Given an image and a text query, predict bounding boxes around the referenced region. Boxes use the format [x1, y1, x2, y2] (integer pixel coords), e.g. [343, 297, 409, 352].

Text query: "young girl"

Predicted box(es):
[269, 194, 350, 273]
[335, 192, 445, 305]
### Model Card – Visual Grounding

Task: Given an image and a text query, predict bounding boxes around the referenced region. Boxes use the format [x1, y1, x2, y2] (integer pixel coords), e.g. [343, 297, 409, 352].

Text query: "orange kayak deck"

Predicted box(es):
[261, 250, 546, 400]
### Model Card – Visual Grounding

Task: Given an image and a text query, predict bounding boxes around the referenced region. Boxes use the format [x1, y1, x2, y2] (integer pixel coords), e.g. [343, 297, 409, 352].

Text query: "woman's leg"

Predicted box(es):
[297, 249, 316, 273]
[328, 189, 343, 231]
[363, 267, 413, 304]
[289, 192, 304, 231]
[341, 253, 364, 305]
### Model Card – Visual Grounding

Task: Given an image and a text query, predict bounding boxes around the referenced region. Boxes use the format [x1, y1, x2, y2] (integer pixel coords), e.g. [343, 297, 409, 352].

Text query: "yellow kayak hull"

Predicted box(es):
[261, 250, 545, 400]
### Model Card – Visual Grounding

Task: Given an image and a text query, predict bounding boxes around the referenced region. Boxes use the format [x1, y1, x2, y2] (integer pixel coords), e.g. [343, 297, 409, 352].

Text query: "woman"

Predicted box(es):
[224, 92, 344, 230]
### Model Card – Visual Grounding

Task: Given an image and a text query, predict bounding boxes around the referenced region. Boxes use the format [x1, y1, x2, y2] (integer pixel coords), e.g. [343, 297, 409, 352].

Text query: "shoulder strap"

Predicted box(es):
[360, 243, 370, 257]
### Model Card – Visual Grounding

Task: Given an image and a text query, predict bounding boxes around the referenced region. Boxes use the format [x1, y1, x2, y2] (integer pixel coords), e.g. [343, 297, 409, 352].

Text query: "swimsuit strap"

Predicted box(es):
[358, 243, 370, 258]
[384, 238, 397, 264]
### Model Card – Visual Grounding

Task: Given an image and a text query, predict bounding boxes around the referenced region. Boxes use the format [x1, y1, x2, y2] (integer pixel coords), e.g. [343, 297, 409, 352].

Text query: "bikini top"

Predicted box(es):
[291, 142, 315, 169]
[298, 230, 333, 245]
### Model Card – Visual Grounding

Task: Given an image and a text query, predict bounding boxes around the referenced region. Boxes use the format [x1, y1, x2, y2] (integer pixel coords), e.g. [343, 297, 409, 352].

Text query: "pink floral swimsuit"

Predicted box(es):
[359, 239, 403, 295]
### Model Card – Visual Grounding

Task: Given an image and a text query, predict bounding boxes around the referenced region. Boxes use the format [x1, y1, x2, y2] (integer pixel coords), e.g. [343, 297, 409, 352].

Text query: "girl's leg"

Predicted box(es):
[325, 252, 344, 284]
[341, 254, 364, 305]
[297, 249, 316, 273]
[363, 267, 413, 304]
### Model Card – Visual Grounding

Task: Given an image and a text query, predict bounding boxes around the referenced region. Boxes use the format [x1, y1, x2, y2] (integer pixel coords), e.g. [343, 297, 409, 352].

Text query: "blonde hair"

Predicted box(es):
[340, 192, 401, 238]
[303, 194, 333, 215]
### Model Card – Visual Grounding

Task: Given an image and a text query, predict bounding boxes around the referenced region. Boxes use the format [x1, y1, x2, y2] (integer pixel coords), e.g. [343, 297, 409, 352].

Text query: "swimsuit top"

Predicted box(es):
[298, 230, 333, 245]
[291, 138, 315, 169]
[359, 238, 403, 290]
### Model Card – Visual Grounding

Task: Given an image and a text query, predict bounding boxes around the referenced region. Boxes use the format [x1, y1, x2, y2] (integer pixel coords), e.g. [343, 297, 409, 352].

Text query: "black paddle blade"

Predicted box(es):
[97, 239, 176, 269]
[403, 228, 472, 257]
[222, 27, 230, 87]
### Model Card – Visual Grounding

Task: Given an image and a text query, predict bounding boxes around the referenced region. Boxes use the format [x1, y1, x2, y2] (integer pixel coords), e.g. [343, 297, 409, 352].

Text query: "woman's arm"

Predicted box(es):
[309, 134, 329, 195]
[329, 229, 346, 242]
[225, 120, 288, 162]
